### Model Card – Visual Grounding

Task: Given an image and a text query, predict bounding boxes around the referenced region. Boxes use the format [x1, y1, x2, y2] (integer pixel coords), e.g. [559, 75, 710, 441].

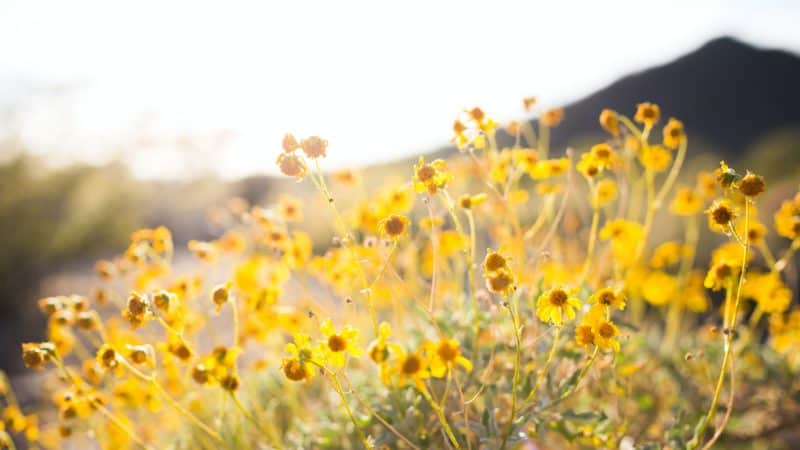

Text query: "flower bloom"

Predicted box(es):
[320, 319, 361, 368]
[425, 338, 472, 377]
[536, 288, 581, 326]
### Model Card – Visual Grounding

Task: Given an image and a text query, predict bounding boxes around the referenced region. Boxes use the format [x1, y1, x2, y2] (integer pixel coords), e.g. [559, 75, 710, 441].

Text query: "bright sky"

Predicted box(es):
[1, 0, 799, 179]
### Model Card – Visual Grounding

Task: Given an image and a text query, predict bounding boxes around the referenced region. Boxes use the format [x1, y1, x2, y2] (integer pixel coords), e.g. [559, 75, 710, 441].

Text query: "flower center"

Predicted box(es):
[328, 335, 347, 352]
[598, 323, 616, 339]
[283, 360, 308, 381]
[549, 290, 568, 306]
[402, 355, 421, 375]
[417, 165, 435, 182]
[437, 342, 458, 362]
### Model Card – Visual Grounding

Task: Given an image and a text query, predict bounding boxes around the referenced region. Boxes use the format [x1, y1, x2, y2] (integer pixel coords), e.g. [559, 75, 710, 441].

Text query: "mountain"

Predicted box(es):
[542, 37, 800, 157]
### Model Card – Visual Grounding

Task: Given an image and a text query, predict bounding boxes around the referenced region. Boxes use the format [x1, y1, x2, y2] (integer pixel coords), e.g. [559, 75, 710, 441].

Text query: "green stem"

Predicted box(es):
[525, 326, 561, 403]
[330, 373, 371, 449]
[419, 386, 461, 449]
[500, 299, 522, 450]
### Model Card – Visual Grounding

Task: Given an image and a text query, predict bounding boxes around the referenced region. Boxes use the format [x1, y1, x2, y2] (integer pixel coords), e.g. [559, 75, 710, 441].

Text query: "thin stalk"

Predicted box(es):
[525, 326, 561, 403]
[578, 202, 600, 286]
[340, 373, 420, 450]
[466, 210, 480, 339]
[499, 297, 522, 450]
[329, 373, 371, 449]
[559, 346, 600, 402]
[419, 386, 461, 449]
[653, 137, 688, 207]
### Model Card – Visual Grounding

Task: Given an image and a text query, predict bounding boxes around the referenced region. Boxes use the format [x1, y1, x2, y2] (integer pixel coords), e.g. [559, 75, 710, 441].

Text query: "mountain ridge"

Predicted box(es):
[544, 36, 800, 157]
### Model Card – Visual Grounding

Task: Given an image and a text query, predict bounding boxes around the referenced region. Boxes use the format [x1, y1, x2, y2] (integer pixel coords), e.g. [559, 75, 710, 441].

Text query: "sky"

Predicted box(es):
[1, 0, 800, 179]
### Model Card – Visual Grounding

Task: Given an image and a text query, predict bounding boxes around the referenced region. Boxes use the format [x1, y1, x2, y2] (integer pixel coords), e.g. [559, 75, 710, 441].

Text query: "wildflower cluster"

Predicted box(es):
[7, 98, 800, 450]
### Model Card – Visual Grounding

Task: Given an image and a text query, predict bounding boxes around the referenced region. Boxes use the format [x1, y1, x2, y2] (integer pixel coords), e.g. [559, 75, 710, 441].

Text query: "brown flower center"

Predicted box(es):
[549, 290, 568, 306]
[402, 355, 421, 375]
[283, 359, 308, 381]
[598, 322, 616, 339]
[328, 335, 347, 352]
[417, 165, 435, 182]
[598, 291, 615, 305]
[437, 342, 458, 362]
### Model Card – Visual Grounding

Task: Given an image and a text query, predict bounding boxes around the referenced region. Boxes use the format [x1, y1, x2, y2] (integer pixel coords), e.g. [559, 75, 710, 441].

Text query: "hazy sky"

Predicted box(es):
[1, 0, 800, 179]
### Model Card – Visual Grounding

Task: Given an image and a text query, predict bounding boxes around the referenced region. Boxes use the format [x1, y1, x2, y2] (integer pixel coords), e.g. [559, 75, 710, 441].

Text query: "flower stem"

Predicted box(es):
[525, 326, 561, 403]
[330, 373, 371, 449]
[499, 298, 522, 450]
[419, 385, 461, 449]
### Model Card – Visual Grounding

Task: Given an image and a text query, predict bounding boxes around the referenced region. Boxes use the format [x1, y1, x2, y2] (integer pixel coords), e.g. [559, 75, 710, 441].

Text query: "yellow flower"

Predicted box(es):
[600, 219, 643, 266]
[300, 135, 328, 159]
[281, 333, 321, 382]
[670, 186, 702, 216]
[650, 241, 686, 269]
[393, 347, 430, 390]
[438, 231, 468, 258]
[593, 178, 618, 208]
[703, 260, 737, 291]
[511, 148, 539, 173]
[589, 143, 617, 169]
[744, 272, 792, 314]
[705, 200, 737, 233]
[21, 343, 54, 370]
[583, 309, 621, 352]
[366, 322, 403, 385]
[425, 338, 472, 378]
[96, 344, 119, 371]
[458, 193, 488, 209]
[774, 193, 800, 240]
[188, 240, 219, 263]
[122, 292, 151, 328]
[641, 271, 677, 306]
[282, 133, 299, 153]
[634, 102, 660, 126]
[575, 324, 595, 348]
[483, 248, 509, 272]
[540, 108, 564, 127]
[577, 153, 601, 178]
[530, 158, 570, 180]
[413, 157, 452, 195]
[536, 288, 582, 326]
[320, 319, 361, 368]
[332, 169, 361, 186]
[737, 171, 766, 198]
[485, 268, 515, 295]
[588, 287, 626, 311]
[276, 152, 307, 179]
[715, 160, 739, 189]
[377, 184, 415, 215]
[211, 283, 232, 314]
[379, 214, 410, 240]
[523, 96, 537, 111]
[599, 109, 619, 136]
[639, 145, 672, 172]
[662, 118, 685, 149]
[277, 195, 304, 222]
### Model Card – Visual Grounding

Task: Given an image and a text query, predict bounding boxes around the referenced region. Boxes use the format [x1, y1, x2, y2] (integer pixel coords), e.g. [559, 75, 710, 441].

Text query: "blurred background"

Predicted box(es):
[2, 0, 800, 374]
